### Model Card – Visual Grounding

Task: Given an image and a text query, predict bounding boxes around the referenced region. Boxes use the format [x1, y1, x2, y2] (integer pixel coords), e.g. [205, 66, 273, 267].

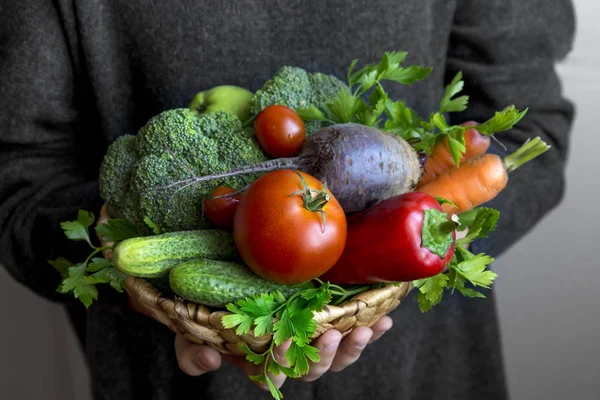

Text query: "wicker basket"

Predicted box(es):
[98, 204, 414, 356]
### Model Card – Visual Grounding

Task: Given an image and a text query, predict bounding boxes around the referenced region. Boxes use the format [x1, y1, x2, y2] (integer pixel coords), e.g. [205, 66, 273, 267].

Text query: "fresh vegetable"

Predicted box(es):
[48, 210, 139, 307]
[254, 105, 306, 158]
[320, 192, 456, 284]
[222, 280, 371, 400]
[98, 108, 267, 234]
[247, 66, 348, 134]
[189, 85, 254, 122]
[414, 207, 500, 312]
[98, 134, 139, 221]
[233, 170, 347, 284]
[112, 230, 238, 278]
[417, 121, 490, 187]
[418, 137, 551, 214]
[204, 186, 241, 229]
[168, 259, 314, 307]
[167, 123, 422, 214]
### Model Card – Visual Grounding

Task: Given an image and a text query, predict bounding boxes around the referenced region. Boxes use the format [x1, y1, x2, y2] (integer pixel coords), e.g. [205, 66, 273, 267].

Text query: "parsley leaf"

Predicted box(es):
[222, 308, 255, 335]
[59, 263, 99, 308]
[457, 207, 500, 245]
[49, 209, 136, 308]
[60, 209, 95, 246]
[439, 71, 469, 113]
[296, 106, 329, 123]
[95, 218, 138, 242]
[87, 266, 128, 292]
[48, 257, 73, 279]
[414, 273, 449, 312]
[239, 344, 266, 365]
[86, 257, 112, 272]
[305, 51, 433, 131]
[475, 105, 529, 135]
[326, 88, 363, 123]
[453, 248, 498, 288]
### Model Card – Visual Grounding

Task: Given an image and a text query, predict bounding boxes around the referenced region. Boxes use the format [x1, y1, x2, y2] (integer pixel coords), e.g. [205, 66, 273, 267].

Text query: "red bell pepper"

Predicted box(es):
[319, 192, 457, 284]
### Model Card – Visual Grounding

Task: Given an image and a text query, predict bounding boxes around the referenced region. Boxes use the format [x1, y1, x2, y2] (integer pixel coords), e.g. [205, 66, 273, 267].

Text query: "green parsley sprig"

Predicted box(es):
[48, 209, 138, 307]
[413, 206, 500, 312]
[222, 281, 372, 400]
[297, 51, 432, 127]
[298, 51, 528, 166]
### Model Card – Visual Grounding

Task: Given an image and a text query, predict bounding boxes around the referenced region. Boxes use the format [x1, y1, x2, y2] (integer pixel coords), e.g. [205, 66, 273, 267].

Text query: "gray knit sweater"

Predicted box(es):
[0, 1, 575, 399]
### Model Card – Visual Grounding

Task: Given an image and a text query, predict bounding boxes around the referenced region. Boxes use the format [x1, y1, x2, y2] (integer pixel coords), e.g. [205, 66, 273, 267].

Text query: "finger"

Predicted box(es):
[299, 329, 342, 382]
[368, 316, 393, 344]
[329, 326, 373, 372]
[174, 334, 222, 376]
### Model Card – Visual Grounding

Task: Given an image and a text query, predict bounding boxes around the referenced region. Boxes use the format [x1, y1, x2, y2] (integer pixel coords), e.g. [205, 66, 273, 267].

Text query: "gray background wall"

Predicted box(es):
[1, 0, 598, 399]
[494, 0, 600, 398]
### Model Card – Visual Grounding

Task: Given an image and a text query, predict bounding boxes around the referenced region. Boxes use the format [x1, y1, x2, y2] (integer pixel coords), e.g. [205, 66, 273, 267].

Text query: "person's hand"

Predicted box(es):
[174, 316, 393, 391]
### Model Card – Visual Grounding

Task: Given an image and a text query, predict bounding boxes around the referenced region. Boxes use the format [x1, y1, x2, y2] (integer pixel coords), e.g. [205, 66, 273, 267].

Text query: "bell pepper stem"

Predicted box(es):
[428, 214, 460, 242]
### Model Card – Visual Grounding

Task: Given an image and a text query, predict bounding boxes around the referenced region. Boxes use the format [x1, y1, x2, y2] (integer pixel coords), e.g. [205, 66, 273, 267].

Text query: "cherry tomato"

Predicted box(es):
[233, 170, 347, 284]
[204, 186, 241, 229]
[254, 105, 306, 158]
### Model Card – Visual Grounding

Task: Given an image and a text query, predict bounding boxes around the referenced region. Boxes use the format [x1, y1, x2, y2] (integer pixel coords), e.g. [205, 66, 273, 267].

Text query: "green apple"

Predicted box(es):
[189, 85, 253, 122]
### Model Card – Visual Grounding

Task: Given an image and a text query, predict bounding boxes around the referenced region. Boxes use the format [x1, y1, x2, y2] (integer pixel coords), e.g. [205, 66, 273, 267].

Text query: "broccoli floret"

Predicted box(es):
[248, 66, 348, 134]
[247, 66, 312, 115]
[308, 72, 348, 109]
[120, 108, 267, 233]
[99, 134, 138, 218]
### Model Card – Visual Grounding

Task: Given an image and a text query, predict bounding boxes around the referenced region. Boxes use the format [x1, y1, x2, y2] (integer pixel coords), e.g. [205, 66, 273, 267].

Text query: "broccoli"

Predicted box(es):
[308, 72, 348, 110]
[99, 108, 267, 234]
[99, 134, 138, 219]
[247, 66, 348, 134]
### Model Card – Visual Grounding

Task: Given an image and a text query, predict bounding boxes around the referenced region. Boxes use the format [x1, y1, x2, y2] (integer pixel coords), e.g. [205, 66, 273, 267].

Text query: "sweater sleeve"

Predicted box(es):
[445, 0, 576, 258]
[0, 1, 105, 303]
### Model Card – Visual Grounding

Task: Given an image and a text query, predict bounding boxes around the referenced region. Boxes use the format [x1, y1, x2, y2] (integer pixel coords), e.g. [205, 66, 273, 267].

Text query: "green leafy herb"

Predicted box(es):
[96, 218, 138, 242]
[413, 273, 449, 312]
[60, 210, 95, 246]
[475, 106, 529, 135]
[413, 207, 500, 312]
[439, 71, 469, 113]
[222, 281, 371, 399]
[299, 51, 432, 127]
[48, 210, 137, 307]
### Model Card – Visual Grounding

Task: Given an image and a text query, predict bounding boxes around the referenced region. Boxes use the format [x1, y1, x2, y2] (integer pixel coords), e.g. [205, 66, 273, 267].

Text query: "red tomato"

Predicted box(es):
[204, 186, 241, 229]
[233, 170, 347, 284]
[254, 105, 306, 158]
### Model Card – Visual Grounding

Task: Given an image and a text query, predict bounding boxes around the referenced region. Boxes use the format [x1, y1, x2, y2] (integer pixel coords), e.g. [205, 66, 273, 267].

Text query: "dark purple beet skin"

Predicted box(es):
[297, 124, 422, 212]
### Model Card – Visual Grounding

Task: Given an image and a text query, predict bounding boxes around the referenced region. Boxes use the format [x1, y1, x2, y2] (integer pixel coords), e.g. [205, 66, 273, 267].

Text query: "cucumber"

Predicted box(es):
[113, 230, 237, 277]
[169, 259, 314, 307]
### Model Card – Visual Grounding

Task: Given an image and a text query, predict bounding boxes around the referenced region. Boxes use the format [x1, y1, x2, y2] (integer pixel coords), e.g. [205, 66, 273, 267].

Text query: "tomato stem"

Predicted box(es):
[290, 171, 330, 233]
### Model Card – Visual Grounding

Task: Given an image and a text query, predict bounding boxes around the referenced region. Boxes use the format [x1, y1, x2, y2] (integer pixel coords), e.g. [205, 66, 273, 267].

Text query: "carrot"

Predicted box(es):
[417, 121, 491, 188]
[418, 137, 550, 214]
